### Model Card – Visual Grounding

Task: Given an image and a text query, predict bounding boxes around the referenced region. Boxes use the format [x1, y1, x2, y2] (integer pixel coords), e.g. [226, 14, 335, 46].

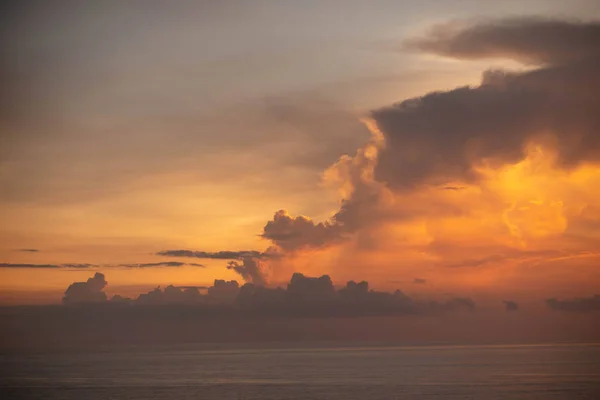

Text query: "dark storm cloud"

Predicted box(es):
[62, 272, 108, 304]
[405, 18, 600, 65]
[503, 300, 519, 311]
[546, 295, 600, 312]
[371, 19, 600, 191]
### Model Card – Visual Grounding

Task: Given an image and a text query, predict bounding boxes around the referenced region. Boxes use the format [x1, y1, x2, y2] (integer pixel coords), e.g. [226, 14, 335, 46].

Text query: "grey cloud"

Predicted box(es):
[261, 210, 344, 252]
[206, 279, 240, 303]
[0, 263, 60, 269]
[63, 272, 108, 304]
[157, 249, 266, 259]
[372, 18, 600, 191]
[61, 263, 98, 269]
[136, 285, 203, 305]
[118, 261, 205, 268]
[405, 18, 600, 65]
[256, 18, 600, 254]
[503, 300, 519, 311]
[546, 295, 600, 312]
[227, 257, 267, 286]
[0, 261, 203, 269]
[58, 272, 477, 317]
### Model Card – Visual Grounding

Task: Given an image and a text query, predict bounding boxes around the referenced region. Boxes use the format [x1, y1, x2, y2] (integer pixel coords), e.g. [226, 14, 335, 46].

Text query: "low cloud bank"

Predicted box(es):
[546, 295, 600, 312]
[61, 272, 476, 317]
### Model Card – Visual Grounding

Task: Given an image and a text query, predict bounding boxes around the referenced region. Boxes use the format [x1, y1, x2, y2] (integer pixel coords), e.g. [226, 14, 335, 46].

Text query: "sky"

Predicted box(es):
[1, 0, 600, 307]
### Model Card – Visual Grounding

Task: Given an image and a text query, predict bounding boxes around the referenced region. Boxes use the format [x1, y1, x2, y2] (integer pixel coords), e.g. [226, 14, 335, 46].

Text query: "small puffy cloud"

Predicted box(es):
[546, 295, 600, 312]
[503, 300, 519, 311]
[261, 210, 343, 252]
[62, 273, 108, 304]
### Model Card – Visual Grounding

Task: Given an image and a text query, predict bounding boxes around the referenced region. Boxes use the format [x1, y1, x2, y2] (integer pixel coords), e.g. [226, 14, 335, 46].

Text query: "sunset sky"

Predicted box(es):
[2, 0, 600, 305]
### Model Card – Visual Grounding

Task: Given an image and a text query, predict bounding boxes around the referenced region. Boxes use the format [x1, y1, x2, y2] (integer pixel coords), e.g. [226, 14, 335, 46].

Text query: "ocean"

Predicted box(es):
[1, 343, 599, 399]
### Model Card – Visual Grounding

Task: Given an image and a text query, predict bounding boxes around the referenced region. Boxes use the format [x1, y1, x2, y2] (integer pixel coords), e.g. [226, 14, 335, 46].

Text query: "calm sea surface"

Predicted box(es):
[1, 343, 599, 399]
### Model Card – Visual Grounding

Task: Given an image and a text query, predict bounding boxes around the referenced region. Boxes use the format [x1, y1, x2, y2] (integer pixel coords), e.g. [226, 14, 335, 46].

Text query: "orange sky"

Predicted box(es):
[2, 4, 600, 305]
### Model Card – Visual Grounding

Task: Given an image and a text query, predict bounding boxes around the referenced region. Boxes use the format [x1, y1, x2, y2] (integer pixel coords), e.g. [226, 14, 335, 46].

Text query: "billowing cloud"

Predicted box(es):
[62, 273, 108, 304]
[374, 19, 600, 191]
[242, 18, 600, 299]
[227, 257, 268, 286]
[261, 210, 344, 252]
[59, 272, 477, 317]
[546, 295, 600, 312]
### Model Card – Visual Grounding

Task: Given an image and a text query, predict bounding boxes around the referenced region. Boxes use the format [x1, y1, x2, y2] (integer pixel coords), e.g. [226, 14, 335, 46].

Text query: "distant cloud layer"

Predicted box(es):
[546, 295, 600, 312]
[16, 249, 39, 253]
[0, 262, 204, 269]
[157, 250, 268, 259]
[0, 263, 61, 269]
[61, 272, 477, 317]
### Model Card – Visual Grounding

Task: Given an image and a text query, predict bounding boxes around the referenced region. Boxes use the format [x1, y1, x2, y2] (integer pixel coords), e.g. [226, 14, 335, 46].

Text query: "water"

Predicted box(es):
[1, 343, 599, 399]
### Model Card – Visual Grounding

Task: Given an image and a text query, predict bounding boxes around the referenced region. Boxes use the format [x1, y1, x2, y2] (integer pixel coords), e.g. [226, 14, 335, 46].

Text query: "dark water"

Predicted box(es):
[2, 343, 599, 399]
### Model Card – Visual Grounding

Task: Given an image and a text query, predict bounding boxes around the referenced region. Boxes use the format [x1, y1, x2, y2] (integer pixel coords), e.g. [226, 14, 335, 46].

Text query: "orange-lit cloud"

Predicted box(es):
[242, 18, 600, 299]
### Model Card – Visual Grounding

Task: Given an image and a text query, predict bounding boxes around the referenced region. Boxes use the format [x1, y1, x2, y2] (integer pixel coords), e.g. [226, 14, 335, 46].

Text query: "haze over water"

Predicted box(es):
[2, 343, 599, 399]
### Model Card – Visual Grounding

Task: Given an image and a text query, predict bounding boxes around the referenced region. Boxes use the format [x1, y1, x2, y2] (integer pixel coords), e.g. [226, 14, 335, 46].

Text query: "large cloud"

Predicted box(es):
[247, 19, 600, 293]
